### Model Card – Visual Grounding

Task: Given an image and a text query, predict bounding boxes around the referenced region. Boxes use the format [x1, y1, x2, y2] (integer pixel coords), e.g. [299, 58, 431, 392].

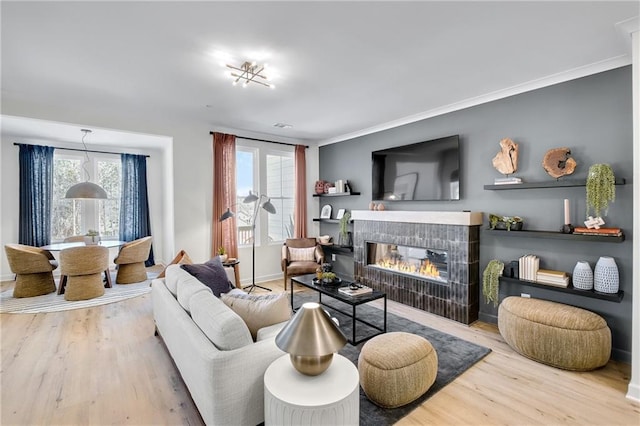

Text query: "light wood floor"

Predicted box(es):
[1, 275, 638, 425]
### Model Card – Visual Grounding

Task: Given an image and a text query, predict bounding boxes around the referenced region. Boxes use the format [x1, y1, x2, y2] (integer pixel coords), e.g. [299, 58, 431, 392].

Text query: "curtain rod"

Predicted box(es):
[209, 132, 309, 149]
[13, 143, 150, 158]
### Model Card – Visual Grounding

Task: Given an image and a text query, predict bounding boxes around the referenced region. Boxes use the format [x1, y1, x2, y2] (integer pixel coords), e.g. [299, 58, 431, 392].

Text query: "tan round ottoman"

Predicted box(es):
[358, 332, 438, 408]
[498, 296, 611, 371]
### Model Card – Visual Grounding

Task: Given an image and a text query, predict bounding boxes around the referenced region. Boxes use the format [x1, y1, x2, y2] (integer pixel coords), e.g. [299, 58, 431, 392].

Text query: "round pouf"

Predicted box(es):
[358, 332, 438, 408]
[498, 296, 611, 371]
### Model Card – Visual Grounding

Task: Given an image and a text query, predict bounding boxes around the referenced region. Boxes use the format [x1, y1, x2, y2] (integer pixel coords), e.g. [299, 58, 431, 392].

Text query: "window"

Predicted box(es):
[235, 143, 294, 246]
[51, 152, 121, 241]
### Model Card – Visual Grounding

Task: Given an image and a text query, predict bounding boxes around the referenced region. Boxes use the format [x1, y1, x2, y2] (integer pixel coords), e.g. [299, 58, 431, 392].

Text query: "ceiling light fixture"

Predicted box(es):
[226, 61, 275, 89]
[64, 129, 108, 199]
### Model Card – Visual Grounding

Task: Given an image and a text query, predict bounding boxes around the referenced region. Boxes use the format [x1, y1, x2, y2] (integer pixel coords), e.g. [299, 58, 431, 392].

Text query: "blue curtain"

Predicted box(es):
[120, 153, 154, 266]
[18, 144, 54, 247]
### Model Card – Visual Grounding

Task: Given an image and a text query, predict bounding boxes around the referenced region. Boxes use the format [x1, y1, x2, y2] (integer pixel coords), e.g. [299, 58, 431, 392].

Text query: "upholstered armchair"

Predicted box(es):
[60, 245, 109, 301]
[281, 238, 325, 290]
[4, 244, 58, 298]
[114, 236, 152, 284]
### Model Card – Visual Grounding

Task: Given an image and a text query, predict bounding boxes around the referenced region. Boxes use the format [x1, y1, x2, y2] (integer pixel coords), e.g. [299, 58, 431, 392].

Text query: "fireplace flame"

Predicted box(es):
[375, 257, 441, 278]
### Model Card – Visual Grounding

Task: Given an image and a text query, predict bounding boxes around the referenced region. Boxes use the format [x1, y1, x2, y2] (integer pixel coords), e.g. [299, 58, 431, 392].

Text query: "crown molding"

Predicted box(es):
[318, 56, 631, 147]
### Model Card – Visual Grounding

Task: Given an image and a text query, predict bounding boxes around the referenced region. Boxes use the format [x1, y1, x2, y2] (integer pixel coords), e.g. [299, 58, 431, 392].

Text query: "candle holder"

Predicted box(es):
[561, 224, 575, 234]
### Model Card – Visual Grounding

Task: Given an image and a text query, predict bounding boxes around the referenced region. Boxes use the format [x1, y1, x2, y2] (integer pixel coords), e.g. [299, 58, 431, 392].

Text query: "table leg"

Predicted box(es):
[384, 295, 387, 332]
[352, 304, 357, 344]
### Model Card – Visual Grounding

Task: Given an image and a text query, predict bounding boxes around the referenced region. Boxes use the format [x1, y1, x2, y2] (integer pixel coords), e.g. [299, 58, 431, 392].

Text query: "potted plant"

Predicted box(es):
[338, 211, 351, 247]
[85, 229, 100, 245]
[586, 163, 616, 218]
[217, 246, 228, 263]
[489, 214, 523, 231]
[482, 259, 504, 307]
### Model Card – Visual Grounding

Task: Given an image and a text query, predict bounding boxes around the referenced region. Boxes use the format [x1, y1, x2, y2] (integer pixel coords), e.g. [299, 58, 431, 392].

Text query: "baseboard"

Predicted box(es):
[239, 273, 283, 286]
[478, 312, 497, 324]
[627, 382, 640, 402]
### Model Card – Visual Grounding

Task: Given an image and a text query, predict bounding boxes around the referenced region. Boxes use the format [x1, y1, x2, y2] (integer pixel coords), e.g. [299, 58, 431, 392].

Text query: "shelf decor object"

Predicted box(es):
[489, 214, 523, 231]
[482, 259, 504, 307]
[572, 261, 593, 290]
[542, 147, 576, 179]
[492, 138, 519, 175]
[594, 256, 619, 294]
[586, 164, 616, 218]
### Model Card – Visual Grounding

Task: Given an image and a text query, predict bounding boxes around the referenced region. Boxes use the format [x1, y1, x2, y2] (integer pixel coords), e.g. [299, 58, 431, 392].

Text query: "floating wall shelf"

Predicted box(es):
[499, 276, 623, 302]
[485, 229, 625, 243]
[484, 178, 626, 190]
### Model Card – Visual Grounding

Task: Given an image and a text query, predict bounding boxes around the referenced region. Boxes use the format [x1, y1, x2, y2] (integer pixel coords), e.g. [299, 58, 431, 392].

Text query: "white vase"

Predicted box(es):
[572, 261, 593, 290]
[594, 256, 619, 294]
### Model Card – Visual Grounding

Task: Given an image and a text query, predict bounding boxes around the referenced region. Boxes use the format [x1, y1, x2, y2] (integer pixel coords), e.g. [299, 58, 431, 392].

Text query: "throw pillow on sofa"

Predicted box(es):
[190, 290, 253, 350]
[181, 256, 233, 297]
[221, 289, 292, 340]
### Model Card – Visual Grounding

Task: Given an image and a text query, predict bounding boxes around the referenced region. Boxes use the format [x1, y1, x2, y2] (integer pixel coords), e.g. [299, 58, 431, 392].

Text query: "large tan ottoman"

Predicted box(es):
[498, 296, 611, 371]
[358, 332, 438, 408]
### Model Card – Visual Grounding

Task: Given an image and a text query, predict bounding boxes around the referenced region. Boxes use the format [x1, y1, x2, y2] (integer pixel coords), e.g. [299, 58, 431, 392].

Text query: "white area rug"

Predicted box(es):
[0, 272, 156, 314]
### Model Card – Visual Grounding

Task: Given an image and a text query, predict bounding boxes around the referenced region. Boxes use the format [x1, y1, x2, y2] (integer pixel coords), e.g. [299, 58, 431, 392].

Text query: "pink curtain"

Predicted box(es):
[294, 144, 307, 238]
[212, 133, 239, 284]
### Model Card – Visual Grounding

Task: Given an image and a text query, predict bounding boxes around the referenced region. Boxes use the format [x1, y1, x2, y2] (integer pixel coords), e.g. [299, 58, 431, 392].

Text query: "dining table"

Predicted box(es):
[40, 240, 126, 293]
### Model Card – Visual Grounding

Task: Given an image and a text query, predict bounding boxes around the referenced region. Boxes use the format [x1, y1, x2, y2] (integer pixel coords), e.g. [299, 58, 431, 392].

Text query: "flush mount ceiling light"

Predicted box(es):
[226, 61, 275, 89]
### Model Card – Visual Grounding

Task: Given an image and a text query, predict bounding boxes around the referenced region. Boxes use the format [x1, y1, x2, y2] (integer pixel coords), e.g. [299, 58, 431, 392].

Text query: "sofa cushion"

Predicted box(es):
[177, 271, 212, 312]
[221, 289, 292, 340]
[165, 264, 191, 296]
[288, 246, 316, 262]
[181, 256, 233, 297]
[189, 290, 253, 350]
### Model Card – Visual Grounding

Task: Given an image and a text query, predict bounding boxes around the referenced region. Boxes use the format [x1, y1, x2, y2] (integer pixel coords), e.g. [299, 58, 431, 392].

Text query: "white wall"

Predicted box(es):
[0, 107, 319, 285]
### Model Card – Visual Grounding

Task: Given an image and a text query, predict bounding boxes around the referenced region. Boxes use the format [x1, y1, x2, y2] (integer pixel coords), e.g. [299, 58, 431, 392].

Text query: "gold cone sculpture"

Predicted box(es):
[275, 302, 347, 376]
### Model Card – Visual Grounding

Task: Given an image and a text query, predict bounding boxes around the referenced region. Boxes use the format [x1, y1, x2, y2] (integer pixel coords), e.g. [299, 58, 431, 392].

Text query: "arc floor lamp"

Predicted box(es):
[220, 191, 276, 293]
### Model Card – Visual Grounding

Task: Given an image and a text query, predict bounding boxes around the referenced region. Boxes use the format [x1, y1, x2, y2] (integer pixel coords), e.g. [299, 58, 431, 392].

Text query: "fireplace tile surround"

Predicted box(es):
[352, 211, 482, 324]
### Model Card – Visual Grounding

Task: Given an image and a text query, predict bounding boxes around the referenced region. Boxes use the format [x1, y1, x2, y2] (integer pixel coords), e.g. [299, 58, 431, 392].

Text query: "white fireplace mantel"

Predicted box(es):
[351, 210, 483, 226]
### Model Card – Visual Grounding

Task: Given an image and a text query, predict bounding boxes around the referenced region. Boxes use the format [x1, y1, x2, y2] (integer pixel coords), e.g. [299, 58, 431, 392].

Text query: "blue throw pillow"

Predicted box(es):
[181, 256, 233, 297]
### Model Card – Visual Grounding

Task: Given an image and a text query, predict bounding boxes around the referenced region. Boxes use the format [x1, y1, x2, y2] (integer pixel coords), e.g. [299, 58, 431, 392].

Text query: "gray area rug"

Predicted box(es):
[295, 292, 491, 425]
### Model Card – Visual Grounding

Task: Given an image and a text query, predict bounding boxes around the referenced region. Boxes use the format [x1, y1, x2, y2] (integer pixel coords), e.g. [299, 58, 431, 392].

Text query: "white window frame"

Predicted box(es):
[51, 151, 121, 242]
[236, 141, 294, 248]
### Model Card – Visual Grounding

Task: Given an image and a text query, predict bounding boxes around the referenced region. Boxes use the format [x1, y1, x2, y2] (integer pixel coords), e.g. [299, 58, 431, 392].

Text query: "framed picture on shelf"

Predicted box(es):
[336, 208, 346, 220]
[320, 204, 332, 219]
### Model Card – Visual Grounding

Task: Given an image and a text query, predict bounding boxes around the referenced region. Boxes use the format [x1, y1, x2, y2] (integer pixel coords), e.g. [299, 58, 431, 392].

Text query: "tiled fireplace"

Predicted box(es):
[352, 211, 482, 324]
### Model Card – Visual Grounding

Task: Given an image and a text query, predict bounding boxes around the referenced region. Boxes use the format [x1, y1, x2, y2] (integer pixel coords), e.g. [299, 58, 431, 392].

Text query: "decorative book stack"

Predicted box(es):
[518, 254, 539, 281]
[573, 227, 623, 237]
[494, 177, 523, 185]
[338, 285, 373, 296]
[536, 269, 570, 288]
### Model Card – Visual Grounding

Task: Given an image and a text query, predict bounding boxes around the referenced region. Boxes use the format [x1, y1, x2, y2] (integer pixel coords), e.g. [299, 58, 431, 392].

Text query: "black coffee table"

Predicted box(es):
[290, 274, 387, 345]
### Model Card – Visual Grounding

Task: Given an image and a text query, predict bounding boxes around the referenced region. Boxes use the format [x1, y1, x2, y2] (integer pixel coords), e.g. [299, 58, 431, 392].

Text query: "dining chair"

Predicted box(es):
[4, 244, 58, 298]
[114, 236, 153, 284]
[59, 245, 109, 301]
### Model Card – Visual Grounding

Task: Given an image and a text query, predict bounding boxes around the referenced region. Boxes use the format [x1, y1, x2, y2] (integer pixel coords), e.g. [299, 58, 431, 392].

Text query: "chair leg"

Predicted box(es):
[58, 275, 67, 295]
[104, 270, 112, 288]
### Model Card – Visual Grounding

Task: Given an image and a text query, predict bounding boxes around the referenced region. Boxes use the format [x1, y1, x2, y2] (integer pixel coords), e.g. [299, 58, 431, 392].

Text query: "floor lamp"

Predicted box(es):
[220, 191, 276, 293]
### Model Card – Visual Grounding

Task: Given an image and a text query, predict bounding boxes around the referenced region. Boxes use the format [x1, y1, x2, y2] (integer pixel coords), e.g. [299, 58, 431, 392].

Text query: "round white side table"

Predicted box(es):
[264, 354, 359, 426]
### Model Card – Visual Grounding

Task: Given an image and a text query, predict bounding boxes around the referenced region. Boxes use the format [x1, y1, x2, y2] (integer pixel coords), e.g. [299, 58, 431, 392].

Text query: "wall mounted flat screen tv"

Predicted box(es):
[372, 135, 460, 201]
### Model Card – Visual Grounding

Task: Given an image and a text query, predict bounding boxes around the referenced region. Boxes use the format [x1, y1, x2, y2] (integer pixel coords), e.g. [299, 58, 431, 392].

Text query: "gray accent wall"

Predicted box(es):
[318, 66, 633, 362]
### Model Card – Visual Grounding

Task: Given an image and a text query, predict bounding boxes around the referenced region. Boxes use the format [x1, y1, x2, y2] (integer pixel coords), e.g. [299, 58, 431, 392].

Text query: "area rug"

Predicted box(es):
[295, 292, 491, 425]
[0, 272, 156, 314]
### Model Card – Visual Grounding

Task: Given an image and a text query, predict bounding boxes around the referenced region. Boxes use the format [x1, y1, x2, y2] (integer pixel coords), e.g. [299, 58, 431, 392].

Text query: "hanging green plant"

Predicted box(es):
[586, 164, 615, 218]
[339, 211, 351, 239]
[482, 259, 504, 308]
